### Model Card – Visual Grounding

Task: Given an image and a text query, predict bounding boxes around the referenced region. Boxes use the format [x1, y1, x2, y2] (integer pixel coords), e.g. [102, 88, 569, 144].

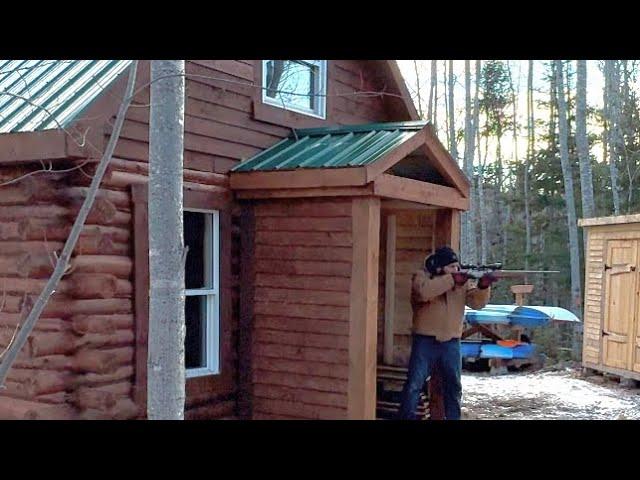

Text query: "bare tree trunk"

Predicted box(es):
[602, 62, 609, 172]
[461, 60, 477, 264]
[509, 61, 520, 169]
[148, 60, 187, 420]
[433, 61, 439, 132]
[620, 60, 638, 213]
[472, 60, 481, 263]
[413, 60, 423, 119]
[443, 60, 450, 149]
[0, 62, 139, 386]
[549, 62, 557, 150]
[524, 60, 533, 272]
[504, 61, 521, 267]
[428, 60, 437, 125]
[478, 127, 489, 264]
[554, 60, 583, 316]
[605, 60, 621, 215]
[496, 136, 505, 265]
[622, 60, 634, 211]
[576, 60, 595, 219]
[448, 60, 458, 163]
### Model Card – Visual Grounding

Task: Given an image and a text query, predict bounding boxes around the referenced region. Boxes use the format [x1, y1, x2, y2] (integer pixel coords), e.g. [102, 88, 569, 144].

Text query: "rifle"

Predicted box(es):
[459, 262, 560, 280]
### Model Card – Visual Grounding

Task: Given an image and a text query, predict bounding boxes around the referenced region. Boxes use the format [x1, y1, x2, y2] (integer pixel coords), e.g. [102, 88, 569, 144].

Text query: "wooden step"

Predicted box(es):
[377, 372, 408, 382]
[377, 364, 409, 373]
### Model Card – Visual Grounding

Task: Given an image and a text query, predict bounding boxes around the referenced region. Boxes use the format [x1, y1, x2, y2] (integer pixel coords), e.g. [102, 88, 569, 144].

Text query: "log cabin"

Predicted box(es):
[0, 59, 468, 420]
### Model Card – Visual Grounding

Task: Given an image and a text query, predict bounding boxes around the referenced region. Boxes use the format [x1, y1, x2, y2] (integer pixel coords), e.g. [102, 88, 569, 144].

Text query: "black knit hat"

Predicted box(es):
[424, 247, 459, 275]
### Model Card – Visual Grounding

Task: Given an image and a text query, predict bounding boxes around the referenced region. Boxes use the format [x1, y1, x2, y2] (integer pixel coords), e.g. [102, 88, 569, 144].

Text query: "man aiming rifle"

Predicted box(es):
[397, 246, 498, 420]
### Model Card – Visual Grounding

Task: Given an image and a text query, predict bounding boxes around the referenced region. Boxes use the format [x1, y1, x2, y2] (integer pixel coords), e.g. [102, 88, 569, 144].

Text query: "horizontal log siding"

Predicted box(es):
[251, 198, 353, 419]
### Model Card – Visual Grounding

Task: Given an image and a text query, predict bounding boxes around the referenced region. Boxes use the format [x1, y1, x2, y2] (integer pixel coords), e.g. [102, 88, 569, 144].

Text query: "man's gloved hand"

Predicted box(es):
[452, 272, 469, 286]
[478, 272, 498, 289]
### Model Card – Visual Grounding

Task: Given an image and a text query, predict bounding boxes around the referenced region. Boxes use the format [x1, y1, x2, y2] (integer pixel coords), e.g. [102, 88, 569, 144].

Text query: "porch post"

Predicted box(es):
[434, 208, 461, 250]
[383, 214, 396, 366]
[348, 197, 381, 419]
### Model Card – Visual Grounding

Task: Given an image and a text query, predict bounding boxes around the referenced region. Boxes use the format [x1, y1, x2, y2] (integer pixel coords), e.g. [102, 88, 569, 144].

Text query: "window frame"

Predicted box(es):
[261, 60, 328, 119]
[132, 184, 233, 417]
[184, 208, 220, 379]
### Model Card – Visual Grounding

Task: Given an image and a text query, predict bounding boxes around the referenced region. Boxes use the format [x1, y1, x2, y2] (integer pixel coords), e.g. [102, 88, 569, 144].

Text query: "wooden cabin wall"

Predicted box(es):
[0, 162, 136, 419]
[0, 161, 236, 419]
[378, 210, 437, 367]
[102, 60, 398, 419]
[248, 198, 353, 420]
[0, 60, 405, 419]
[108, 61, 397, 171]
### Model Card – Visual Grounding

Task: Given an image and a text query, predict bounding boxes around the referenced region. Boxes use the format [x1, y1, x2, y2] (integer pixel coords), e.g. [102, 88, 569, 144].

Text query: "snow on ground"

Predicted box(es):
[461, 367, 640, 420]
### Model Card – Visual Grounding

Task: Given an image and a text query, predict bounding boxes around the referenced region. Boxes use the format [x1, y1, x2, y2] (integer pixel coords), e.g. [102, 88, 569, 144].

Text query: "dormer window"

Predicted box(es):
[262, 60, 327, 119]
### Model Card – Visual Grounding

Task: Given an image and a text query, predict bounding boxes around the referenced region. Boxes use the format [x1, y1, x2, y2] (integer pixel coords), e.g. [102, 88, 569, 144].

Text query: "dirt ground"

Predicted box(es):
[461, 365, 640, 420]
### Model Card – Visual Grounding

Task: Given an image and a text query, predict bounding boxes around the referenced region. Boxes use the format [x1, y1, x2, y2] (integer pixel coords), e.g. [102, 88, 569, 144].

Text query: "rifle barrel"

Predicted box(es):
[493, 270, 560, 277]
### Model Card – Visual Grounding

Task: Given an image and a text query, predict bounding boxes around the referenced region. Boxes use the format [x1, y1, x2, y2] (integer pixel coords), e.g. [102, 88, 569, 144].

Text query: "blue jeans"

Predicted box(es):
[397, 334, 462, 420]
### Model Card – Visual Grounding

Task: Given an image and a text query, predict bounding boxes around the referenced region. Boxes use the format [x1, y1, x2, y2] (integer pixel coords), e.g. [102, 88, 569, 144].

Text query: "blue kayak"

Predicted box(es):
[461, 340, 537, 360]
[464, 305, 580, 327]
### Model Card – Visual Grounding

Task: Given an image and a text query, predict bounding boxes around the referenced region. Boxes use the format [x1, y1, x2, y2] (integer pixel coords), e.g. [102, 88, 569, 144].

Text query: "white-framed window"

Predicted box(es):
[183, 209, 220, 378]
[262, 60, 327, 119]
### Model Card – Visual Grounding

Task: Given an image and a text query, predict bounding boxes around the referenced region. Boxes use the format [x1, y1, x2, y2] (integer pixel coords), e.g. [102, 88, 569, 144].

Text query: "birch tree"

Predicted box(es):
[147, 60, 187, 420]
[554, 60, 582, 315]
[576, 60, 595, 219]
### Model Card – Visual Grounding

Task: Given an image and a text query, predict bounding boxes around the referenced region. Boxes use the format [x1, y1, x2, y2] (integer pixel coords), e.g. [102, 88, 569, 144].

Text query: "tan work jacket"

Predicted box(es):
[410, 270, 491, 342]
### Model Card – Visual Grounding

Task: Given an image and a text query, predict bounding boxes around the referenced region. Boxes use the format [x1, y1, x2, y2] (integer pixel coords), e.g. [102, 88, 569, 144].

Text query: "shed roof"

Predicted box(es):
[0, 60, 131, 133]
[232, 121, 428, 172]
[578, 214, 640, 227]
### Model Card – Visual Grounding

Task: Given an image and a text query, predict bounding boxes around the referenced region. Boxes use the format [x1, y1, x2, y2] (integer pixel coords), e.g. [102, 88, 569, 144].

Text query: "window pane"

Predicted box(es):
[265, 60, 318, 111]
[184, 211, 208, 289]
[185, 295, 207, 369]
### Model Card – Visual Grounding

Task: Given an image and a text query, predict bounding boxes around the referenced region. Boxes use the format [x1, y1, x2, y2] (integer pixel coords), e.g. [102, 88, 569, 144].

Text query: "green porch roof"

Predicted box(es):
[231, 120, 429, 172]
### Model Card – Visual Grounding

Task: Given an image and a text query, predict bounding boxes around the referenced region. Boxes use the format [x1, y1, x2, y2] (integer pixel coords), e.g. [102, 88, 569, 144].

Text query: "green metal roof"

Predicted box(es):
[0, 60, 132, 133]
[231, 121, 428, 172]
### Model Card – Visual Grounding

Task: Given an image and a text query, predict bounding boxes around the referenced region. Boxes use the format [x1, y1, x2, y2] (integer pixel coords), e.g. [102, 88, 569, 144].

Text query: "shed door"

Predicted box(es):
[602, 240, 638, 370]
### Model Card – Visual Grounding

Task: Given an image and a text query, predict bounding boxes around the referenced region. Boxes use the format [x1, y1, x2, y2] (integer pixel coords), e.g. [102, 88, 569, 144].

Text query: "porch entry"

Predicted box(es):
[230, 120, 468, 419]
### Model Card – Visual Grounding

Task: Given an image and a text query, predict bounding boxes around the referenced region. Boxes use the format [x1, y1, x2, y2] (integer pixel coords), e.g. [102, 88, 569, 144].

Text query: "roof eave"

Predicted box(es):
[0, 128, 98, 165]
[230, 166, 369, 190]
